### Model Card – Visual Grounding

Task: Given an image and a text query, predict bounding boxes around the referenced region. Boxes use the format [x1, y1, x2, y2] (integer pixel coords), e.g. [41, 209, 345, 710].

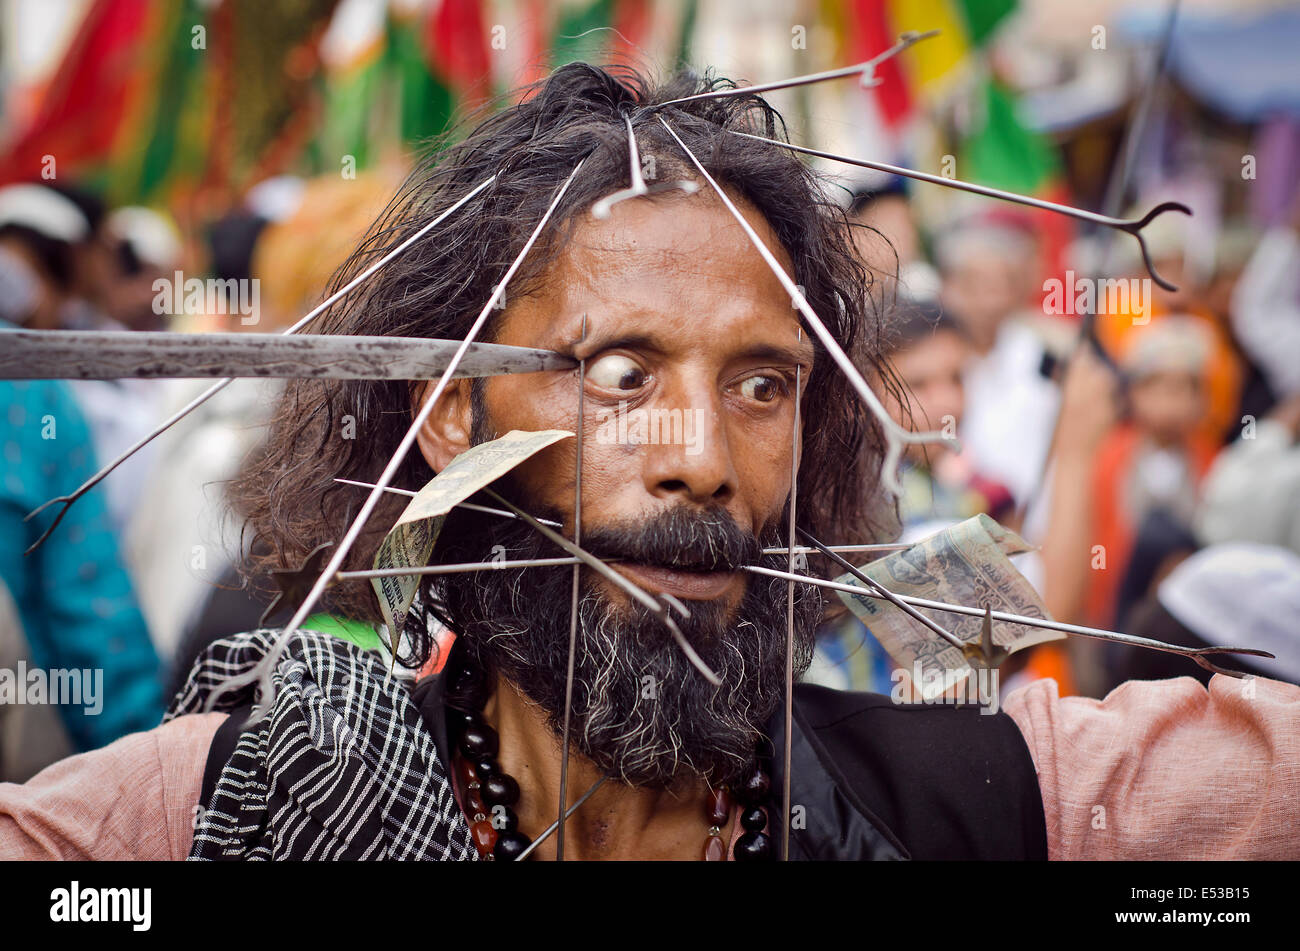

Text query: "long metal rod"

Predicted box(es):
[332, 478, 563, 527]
[338, 478, 903, 554]
[729, 131, 1192, 293]
[515, 775, 609, 861]
[763, 543, 910, 556]
[0, 331, 574, 381]
[658, 115, 947, 498]
[557, 315, 587, 862]
[24, 175, 497, 553]
[336, 558, 583, 580]
[744, 565, 1273, 678]
[653, 30, 939, 107]
[210, 165, 583, 719]
[332, 550, 922, 579]
[781, 355, 799, 862]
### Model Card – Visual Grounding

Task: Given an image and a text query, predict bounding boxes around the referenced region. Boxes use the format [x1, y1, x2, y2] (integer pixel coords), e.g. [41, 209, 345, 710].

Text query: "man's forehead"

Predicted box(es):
[503, 192, 812, 361]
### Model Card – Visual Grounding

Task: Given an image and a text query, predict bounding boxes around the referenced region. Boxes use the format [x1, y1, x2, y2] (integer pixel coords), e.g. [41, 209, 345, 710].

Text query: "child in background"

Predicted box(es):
[881, 303, 1015, 533]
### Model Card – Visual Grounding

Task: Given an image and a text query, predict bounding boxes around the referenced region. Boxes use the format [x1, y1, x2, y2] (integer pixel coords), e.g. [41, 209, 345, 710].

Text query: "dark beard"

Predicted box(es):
[428, 490, 823, 789]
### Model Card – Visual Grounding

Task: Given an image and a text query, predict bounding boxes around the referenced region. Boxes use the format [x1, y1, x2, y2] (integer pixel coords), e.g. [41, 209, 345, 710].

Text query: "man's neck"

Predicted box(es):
[480, 674, 718, 860]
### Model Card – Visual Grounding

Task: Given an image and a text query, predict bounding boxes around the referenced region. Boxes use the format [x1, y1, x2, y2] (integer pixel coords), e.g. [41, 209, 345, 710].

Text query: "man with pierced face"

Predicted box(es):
[2, 65, 1298, 863]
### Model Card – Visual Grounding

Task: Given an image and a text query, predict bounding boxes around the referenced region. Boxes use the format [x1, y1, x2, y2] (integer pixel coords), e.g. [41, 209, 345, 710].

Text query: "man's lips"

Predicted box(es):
[609, 561, 740, 601]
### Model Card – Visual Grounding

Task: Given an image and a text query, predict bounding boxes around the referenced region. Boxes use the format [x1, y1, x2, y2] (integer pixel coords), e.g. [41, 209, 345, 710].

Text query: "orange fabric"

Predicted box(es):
[0, 712, 225, 860]
[1004, 673, 1300, 859]
[1084, 424, 1217, 627]
[1021, 643, 1076, 697]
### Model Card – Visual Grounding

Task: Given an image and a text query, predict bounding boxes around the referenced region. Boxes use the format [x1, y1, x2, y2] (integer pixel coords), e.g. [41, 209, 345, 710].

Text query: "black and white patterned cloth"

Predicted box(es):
[166, 629, 478, 861]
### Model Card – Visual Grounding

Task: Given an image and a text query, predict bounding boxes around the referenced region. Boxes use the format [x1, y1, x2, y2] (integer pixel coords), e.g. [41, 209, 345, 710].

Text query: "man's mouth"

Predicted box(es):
[609, 561, 741, 602]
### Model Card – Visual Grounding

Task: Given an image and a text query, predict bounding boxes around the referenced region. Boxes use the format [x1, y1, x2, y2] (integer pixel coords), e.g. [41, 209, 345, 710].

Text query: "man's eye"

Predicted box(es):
[587, 353, 647, 390]
[739, 375, 785, 403]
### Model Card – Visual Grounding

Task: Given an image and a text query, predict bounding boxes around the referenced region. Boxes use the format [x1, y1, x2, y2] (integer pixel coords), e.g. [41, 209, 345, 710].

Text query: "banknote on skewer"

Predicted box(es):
[372, 429, 573, 653]
[833, 514, 1064, 699]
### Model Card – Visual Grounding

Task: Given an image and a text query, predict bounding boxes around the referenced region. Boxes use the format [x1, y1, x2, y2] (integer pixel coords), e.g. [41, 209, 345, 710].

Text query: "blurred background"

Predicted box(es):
[3, 0, 1299, 778]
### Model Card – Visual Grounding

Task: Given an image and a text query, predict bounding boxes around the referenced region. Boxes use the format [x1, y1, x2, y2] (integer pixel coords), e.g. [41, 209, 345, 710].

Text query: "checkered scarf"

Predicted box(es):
[166, 629, 478, 861]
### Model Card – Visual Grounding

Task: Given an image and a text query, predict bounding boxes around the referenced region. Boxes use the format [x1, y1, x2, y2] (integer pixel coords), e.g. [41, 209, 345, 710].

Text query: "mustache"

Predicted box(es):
[577, 505, 765, 573]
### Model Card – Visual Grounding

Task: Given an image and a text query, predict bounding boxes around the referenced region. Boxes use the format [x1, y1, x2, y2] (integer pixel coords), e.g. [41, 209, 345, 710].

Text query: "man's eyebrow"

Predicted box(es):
[563, 327, 814, 368]
[736, 341, 816, 370]
[569, 331, 665, 359]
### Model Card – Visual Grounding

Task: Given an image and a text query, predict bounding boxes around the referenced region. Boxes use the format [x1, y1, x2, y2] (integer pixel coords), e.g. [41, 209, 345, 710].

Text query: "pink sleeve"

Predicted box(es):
[0, 712, 227, 860]
[1003, 674, 1300, 860]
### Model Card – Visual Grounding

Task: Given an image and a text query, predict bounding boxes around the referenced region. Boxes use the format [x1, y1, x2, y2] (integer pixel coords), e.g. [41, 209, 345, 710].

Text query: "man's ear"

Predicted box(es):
[414, 378, 475, 473]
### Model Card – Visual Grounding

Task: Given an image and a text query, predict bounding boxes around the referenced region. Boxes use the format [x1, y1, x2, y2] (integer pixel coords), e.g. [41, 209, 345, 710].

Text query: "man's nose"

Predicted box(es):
[640, 394, 737, 507]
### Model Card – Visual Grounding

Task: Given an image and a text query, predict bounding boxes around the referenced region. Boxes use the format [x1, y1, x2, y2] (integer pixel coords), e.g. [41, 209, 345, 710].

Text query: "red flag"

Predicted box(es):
[847, 0, 911, 129]
[0, 0, 151, 184]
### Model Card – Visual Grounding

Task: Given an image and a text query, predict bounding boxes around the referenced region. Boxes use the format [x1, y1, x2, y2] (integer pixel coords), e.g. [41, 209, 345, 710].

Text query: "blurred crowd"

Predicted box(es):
[811, 179, 1300, 699]
[0, 171, 398, 779]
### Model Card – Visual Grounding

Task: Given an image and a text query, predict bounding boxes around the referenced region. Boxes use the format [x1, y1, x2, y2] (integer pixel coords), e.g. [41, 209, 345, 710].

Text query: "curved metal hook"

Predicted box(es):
[592, 114, 697, 219]
[731, 132, 1198, 297]
[1116, 201, 1192, 292]
[1186, 645, 1275, 679]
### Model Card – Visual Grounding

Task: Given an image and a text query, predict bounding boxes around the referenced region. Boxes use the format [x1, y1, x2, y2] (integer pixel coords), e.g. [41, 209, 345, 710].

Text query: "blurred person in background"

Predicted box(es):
[1198, 392, 1300, 557]
[48, 184, 177, 537]
[938, 213, 1059, 510]
[876, 302, 1013, 533]
[124, 169, 405, 690]
[846, 179, 940, 306]
[0, 184, 165, 770]
[1094, 197, 1243, 447]
[1084, 317, 1219, 630]
[1193, 199, 1300, 557]
[808, 302, 1031, 695]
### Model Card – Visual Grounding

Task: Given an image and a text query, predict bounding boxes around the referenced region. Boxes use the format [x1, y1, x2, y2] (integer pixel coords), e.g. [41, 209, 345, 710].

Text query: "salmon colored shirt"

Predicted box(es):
[2, 674, 1298, 860]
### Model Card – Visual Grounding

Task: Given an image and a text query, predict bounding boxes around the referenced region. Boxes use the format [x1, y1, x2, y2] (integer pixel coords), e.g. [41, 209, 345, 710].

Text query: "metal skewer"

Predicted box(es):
[744, 565, 1273, 678]
[730, 131, 1192, 293]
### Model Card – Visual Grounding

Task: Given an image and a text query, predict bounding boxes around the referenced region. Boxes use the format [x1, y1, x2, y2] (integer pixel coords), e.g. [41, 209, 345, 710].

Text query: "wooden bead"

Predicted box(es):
[470, 820, 498, 855]
[703, 834, 727, 862]
[466, 786, 487, 815]
[456, 758, 478, 789]
[706, 789, 732, 826]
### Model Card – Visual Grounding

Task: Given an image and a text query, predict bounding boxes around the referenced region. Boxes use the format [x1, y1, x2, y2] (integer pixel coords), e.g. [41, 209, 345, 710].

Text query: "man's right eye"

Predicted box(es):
[587, 353, 648, 391]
